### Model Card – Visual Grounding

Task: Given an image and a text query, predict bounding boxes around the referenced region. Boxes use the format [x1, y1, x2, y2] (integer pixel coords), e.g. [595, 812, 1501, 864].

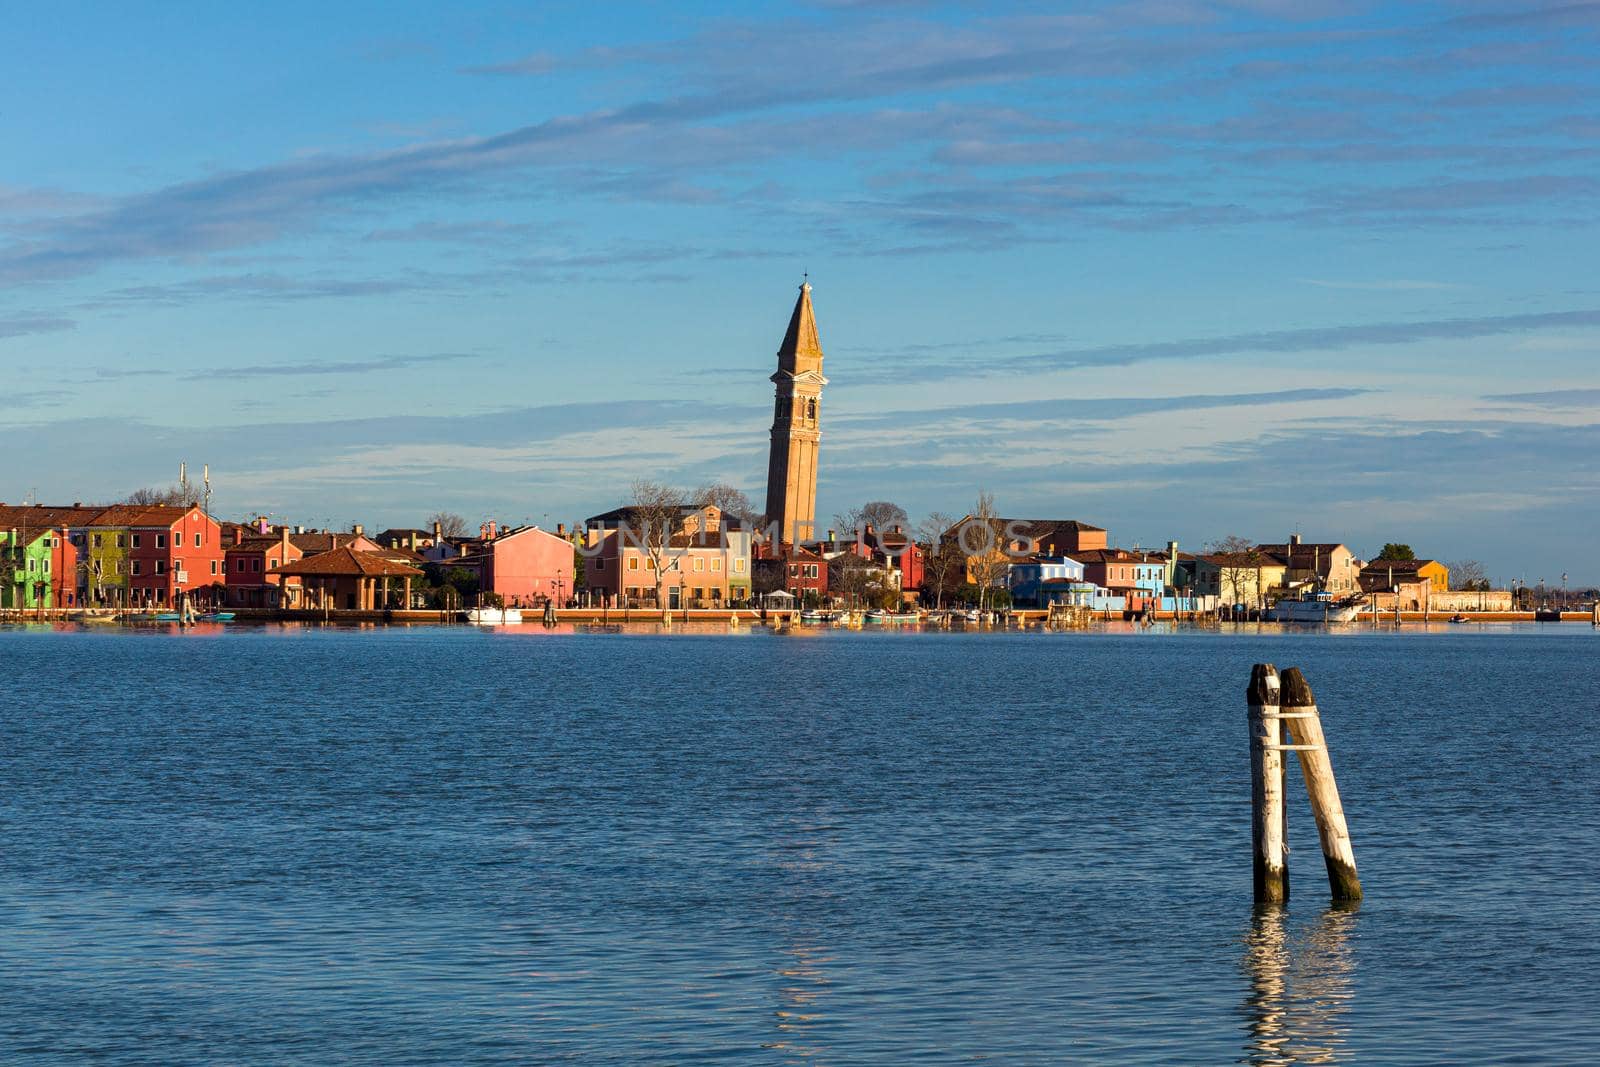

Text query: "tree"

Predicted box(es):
[1376, 543, 1415, 561]
[427, 512, 468, 539]
[628, 480, 688, 616]
[834, 500, 909, 538]
[124, 483, 199, 506]
[916, 511, 961, 609]
[1447, 559, 1490, 592]
[695, 482, 759, 527]
[1206, 535, 1267, 608]
[958, 491, 1007, 611]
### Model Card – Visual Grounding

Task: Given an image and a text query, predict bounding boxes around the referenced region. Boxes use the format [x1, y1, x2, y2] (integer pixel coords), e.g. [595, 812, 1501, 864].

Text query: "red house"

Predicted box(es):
[755, 542, 829, 603]
[91, 505, 224, 607]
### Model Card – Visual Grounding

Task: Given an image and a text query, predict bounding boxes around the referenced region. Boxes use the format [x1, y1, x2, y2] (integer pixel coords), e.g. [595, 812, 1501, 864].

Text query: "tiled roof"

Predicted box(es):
[275, 546, 422, 578]
[0, 504, 107, 533]
[87, 504, 204, 527]
[1359, 558, 1440, 573]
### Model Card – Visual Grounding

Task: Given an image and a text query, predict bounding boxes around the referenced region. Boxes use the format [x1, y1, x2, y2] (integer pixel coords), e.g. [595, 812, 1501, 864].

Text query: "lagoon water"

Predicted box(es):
[2, 623, 1598, 1064]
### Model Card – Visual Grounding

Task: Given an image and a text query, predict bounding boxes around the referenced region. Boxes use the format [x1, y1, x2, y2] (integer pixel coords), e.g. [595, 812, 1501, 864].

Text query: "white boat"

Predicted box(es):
[1267, 592, 1365, 624]
[466, 606, 523, 625]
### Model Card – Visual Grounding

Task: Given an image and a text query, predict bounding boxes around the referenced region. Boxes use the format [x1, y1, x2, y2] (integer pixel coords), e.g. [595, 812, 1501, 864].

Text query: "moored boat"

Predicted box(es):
[1266, 591, 1365, 624]
[864, 609, 921, 624]
[466, 606, 524, 625]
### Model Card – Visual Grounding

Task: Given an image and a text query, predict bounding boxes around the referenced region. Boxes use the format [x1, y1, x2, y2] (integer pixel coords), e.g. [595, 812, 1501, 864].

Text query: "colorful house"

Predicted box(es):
[439, 524, 577, 606]
[755, 543, 829, 604]
[1256, 535, 1360, 595]
[581, 504, 752, 609]
[88, 505, 225, 608]
[1008, 555, 1086, 607]
[1360, 558, 1449, 594]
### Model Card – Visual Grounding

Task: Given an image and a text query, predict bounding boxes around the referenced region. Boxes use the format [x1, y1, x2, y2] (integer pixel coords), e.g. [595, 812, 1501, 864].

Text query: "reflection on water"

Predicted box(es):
[1240, 904, 1359, 1064]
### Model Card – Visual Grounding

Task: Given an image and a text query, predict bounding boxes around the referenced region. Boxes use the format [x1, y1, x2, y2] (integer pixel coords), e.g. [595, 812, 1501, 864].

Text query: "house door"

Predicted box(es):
[668, 587, 681, 610]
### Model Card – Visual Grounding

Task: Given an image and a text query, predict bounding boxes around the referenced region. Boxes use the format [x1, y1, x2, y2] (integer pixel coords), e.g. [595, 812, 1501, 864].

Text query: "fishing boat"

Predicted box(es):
[797, 609, 837, 624]
[153, 611, 182, 622]
[198, 611, 235, 622]
[864, 609, 921, 624]
[1448, 614, 1471, 624]
[1534, 607, 1563, 622]
[1266, 591, 1366, 624]
[466, 606, 523, 625]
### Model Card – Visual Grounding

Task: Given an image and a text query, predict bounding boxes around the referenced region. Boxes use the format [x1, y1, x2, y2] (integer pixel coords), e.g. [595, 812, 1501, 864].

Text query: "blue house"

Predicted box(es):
[1008, 555, 1086, 607]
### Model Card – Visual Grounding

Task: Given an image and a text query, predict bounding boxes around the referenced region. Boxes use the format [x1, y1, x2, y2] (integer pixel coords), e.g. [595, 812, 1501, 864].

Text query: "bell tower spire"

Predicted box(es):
[764, 280, 828, 545]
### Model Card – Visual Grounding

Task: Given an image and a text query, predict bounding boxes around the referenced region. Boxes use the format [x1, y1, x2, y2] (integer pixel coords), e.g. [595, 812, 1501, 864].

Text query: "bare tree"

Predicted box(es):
[958, 491, 1006, 611]
[695, 482, 758, 526]
[427, 512, 468, 539]
[1206, 534, 1267, 608]
[916, 511, 960, 609]
[124, 483, 199, 506]
[1447, 559, 1490, 591]
[834, 500, 909, 539]
[628, 480, 688, 616]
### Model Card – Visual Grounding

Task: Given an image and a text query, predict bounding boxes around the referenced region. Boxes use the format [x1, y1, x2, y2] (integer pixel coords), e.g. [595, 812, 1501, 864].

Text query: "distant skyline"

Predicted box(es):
[3, 1, 1597, 583]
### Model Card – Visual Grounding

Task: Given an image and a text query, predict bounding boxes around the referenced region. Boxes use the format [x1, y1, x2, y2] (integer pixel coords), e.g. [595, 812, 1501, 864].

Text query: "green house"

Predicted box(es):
[1, 527, 59, 608]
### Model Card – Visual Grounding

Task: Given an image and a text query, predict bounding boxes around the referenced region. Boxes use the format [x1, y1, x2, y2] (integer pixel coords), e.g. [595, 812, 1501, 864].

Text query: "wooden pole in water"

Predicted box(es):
[1280, 668, 1362, 902]
[1248, 663, 1288, 904]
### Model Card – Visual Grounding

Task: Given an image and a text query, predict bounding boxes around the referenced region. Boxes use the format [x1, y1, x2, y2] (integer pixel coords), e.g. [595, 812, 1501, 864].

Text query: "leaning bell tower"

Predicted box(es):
[764, 281, 827, 545]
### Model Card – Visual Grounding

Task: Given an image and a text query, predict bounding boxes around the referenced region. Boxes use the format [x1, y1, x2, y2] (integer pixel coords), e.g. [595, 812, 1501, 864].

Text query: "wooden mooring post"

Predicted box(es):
[1247, 664, 1288, 904]
[1248, 663, 1363, 904]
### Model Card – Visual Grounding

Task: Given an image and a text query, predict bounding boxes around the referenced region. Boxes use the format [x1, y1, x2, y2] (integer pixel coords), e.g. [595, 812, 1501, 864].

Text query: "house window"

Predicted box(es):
[628, 557, 639, 571]
[132, 534, 142, 549]
[131, 560, 141, 575]
[114, 561, 122, 575]
[694, 557, 705, 572]
[734, 559, 745, 573]
[222, 560, 228, 573]
[156, 534, 166, 549]
[789, 564, 799, 577]
[195, 532, 202, 548]
[268, 559, 277, 569]
[711, 558, 721, 571]
[94, 534, 102, 548]
[154, 561, 165, 574]
[253, 559, 262, 572]
[210, 561, 218, 575]
[116, 534, 125, 548]
[595, 557, 606, 570]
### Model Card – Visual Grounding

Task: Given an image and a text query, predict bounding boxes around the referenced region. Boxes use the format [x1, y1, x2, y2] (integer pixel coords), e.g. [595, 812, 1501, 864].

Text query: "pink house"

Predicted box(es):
[452, 525, 576, 606]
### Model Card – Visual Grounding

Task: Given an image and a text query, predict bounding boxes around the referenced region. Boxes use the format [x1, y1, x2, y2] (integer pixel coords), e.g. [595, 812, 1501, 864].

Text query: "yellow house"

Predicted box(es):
[1192, 552, 1289, 609]
[1360, 558, 1449, 593]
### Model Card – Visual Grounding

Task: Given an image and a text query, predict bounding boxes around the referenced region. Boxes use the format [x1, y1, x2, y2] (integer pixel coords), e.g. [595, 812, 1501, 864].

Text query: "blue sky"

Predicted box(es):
[3, 1, 1597, 583]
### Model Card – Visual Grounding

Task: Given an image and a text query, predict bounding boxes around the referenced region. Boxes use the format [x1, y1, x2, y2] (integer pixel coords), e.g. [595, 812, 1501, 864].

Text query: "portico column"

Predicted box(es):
[403, 576, 411, 609]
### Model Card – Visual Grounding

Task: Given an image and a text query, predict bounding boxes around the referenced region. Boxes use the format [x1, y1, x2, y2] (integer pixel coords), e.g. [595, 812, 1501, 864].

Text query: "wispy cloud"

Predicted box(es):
[1482, 387, 1600, 408]
[185, 352, 482, 381]
[0, 314, 74, 340]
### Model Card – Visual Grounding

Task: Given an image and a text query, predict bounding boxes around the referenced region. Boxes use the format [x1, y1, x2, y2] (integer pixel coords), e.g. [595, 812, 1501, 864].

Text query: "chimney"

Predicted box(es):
[1167, 540, 1178, 559]
[409, 532, 418, 551]
[487, 520, 497, 539]
[73, 501, 81, 508]
[433, 520, 442, 541]
[353, 523, 364, 536]
[827, 529, 835, 544]
[281, 525, 290, 558]
[557, 522, 567, 537]
[295, 525, 304, 535]
[480, 522, 489, 540]
[234, 526, 244, 547]
[1290, 533, 1302, 546]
